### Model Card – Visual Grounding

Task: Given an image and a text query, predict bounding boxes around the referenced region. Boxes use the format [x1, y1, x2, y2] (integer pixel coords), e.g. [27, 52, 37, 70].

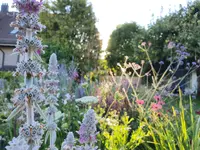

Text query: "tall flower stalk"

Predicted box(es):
[61, 109, 98, 150]
[44, 53, 59, 150]
[6, 0, 46, 149]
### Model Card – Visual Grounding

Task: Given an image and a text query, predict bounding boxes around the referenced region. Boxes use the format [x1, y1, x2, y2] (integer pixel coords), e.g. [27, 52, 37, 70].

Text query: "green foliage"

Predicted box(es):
[106, 22, 146, 69]
[0, 71, 13, 82]
[147, 0, 200, 62]
[39, 0, 102, 73]
[97, 111, 149, 150]
[144, 97, 200, 150]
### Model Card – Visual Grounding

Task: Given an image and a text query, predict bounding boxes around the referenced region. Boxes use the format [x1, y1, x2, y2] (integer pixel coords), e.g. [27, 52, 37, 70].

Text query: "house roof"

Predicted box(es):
[0, 12, 17, 46]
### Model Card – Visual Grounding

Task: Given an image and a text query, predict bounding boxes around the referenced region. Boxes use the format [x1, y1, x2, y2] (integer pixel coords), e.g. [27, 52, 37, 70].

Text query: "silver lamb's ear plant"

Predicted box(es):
[62, 109, 98, 150]
[6, 0, 46, 149]
[61, 132, 75, 150]
[44, 53, 59, 150]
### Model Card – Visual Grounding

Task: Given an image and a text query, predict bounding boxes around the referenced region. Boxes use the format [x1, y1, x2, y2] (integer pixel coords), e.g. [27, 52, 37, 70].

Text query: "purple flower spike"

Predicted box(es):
[77, 109, 98, 144]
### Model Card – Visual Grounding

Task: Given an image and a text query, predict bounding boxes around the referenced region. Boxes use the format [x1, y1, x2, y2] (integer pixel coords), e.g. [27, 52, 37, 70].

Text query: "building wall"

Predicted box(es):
[1, 47, 18, 67]
[0, 50, 3, 68]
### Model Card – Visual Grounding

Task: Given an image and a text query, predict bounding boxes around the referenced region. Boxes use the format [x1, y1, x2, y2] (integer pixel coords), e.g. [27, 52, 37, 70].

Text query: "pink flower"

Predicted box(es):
[148, 42, 152, 47]
[154, 95, 162, 101]
[141, 42, 146, 46]
[36, 49, 41, 55]
[72, 71, 79, 79]
[196, 110, 200, 115]
[136, 99, 144, 105]
[168, 41, 175, 49]
[157, 100, 165, 105]
[151, 103, 162, 111]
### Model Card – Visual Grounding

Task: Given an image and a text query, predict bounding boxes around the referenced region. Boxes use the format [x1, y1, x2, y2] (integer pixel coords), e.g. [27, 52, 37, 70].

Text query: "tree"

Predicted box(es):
[39, 0, 102, 73]
[106, 22, 146, 69]
[147, 0, 200, 62]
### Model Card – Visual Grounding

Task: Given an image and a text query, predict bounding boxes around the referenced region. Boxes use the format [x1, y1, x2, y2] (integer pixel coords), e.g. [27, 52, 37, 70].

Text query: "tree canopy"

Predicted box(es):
[39, 0, 102, 73]
[106, 22, 146, 69]
[106, 0, 200, 69]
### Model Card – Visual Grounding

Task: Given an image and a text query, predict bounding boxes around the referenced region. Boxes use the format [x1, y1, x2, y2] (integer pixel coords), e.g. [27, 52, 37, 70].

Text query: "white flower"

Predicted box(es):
[48, 53, 58, 74]
[65, 93, 71, 100]
[0, 136, 5, 141]
[75, 96, 98, 104]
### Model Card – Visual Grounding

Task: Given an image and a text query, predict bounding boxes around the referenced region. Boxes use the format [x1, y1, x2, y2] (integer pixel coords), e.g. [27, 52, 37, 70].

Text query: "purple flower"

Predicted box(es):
[180, 46, 186, 51]
[159, 61, 164, 65]
[72, 71, 79, 79]
[192, 62, 197, 66]
[77, 109, 98, 144]
[13, 0, 43, 13]
[179, 61, 184, 65]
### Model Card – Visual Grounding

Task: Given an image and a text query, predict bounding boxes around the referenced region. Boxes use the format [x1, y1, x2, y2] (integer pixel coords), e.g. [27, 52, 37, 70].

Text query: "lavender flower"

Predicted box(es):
[159, 61, 164, 65]
[192, 62, 197, 66]
[179, 60, 184, 66]
[77, 109, 98, 144]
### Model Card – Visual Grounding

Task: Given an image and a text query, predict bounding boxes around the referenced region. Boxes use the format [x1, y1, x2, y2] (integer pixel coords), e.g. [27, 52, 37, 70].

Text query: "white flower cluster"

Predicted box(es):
[12, 86, 44, 106]
[75, 96, 98, 104]
[14, 59, 42, 77]
[13, 35, 44, 55]
[10, 13, 45, 31]
[19, 122, 44, 142]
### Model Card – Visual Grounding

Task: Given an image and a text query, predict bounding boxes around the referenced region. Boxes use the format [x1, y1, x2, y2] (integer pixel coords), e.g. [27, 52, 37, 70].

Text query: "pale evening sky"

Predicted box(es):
[0, 0, 193, 49]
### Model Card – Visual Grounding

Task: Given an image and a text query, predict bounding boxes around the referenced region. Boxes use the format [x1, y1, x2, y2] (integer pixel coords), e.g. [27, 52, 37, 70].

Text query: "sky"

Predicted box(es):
[1, 0, 193, 49]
